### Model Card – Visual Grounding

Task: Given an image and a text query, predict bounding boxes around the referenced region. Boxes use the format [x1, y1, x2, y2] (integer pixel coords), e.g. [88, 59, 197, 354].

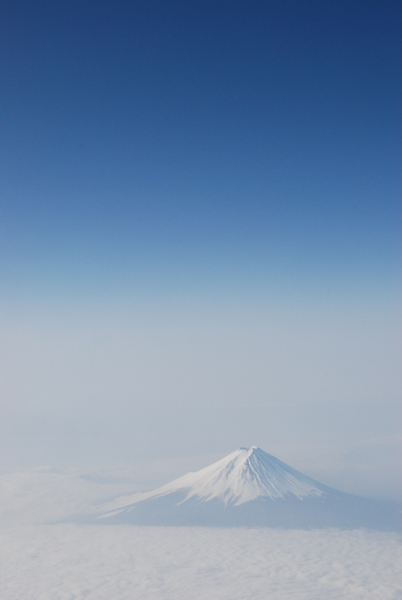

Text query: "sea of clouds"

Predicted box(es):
[1, 467, 401, 600]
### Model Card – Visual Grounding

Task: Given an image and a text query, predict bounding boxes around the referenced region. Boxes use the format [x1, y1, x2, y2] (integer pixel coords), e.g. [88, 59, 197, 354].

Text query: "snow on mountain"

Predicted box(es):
[91, 447, 402, 530]
[102, 447, 326, 513]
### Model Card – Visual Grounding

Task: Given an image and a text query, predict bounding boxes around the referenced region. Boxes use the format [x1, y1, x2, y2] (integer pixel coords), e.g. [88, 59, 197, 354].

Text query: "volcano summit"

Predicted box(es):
[94, 447, 401, 530]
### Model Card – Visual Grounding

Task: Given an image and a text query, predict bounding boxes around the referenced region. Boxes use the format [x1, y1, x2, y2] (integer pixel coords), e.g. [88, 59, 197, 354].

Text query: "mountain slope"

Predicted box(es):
[93, 447, 401, 530]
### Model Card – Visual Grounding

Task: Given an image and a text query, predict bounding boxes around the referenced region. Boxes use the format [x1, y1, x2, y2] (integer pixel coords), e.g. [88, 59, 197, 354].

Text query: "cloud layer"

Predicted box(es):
[1, 524, 401, 600]
[1, 468, 401, 600]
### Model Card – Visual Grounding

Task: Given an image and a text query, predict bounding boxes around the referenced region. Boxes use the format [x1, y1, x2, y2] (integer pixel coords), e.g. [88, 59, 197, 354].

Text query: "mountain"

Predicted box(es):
[93, 447, 402, 530]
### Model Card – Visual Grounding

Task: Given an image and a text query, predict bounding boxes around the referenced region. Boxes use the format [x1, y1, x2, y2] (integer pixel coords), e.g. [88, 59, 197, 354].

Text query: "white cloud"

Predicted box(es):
[1, 524, 401, 600]
[1, 468, 401, 600]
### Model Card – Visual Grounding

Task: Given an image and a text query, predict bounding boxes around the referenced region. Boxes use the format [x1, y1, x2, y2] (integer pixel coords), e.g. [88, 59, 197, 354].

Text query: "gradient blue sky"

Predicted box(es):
[1, 1, 400, 498]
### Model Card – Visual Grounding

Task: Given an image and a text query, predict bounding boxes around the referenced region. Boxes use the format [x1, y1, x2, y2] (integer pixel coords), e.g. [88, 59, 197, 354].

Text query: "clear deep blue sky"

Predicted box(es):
[0, 1, 401, 494]
[1, 0, 400, 296]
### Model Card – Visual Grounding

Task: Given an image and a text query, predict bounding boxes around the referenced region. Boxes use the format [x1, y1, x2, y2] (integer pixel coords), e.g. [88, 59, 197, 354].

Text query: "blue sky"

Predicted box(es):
[0, 1, 400, 497]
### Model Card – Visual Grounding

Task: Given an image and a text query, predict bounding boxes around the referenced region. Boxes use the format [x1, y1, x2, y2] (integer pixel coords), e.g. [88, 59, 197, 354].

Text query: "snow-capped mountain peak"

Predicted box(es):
[104, 447, 325, 514]
[91, 447, 402, 530]
[171, 446, 325, 506]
